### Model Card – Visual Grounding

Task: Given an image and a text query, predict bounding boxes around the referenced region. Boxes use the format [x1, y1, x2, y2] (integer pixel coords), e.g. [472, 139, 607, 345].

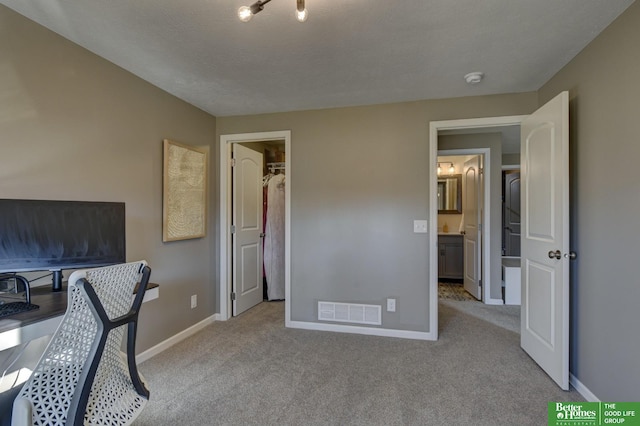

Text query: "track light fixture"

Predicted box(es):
[238, 0, 308, 22]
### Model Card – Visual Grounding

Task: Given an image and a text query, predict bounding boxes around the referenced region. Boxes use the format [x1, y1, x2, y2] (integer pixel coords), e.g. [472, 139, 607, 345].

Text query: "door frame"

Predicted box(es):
[219, 130, 291, 322]
[429, 116, 526, 339]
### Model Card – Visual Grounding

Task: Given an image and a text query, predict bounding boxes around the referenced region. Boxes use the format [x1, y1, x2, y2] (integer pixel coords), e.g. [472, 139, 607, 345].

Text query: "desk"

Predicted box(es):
[0, 283, 159, 352]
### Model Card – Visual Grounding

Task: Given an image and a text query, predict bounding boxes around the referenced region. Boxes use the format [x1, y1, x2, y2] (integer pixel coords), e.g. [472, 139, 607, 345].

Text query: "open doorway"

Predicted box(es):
[428, 116, 526, 340]
[437, 126, 523, 306]
[233, 140, 286, 315]
[430, 94, 571, 390]
[436, 152, 486, 302]
[436, 146, 522, 335]
[219, 131, 291, 322]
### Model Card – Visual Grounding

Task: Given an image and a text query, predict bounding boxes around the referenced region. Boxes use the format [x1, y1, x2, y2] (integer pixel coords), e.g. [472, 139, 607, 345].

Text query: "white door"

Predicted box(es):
[504, 171, 521, 257]
[463, 156, 482, 300]
[232, 144, 264, 315]
[520, 91, 570, 390]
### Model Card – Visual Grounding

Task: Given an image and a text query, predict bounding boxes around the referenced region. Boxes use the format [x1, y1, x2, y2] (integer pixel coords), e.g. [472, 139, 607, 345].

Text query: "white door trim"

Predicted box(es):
[429, 116, 527, 339]
[219, 130, 291, 323]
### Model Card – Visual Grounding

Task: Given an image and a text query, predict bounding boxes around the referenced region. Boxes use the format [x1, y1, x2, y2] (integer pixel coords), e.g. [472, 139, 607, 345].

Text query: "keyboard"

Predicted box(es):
[0, 302, 40, 318]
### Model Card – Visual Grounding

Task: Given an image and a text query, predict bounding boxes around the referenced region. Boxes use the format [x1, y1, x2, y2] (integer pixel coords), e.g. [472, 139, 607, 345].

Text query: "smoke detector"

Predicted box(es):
[464, 72, 484, 84]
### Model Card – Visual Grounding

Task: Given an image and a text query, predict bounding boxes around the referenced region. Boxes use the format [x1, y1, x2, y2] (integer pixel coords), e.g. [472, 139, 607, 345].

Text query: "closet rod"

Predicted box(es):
[267, 161, 286, 171]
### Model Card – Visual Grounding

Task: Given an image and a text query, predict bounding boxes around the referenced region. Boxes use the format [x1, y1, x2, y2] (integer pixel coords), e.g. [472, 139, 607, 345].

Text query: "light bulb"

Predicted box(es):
[296, 8, 308, 22]
[437, 164, 442, 175]
[449, 163, 455, 174]
[238, 6, 253, 22]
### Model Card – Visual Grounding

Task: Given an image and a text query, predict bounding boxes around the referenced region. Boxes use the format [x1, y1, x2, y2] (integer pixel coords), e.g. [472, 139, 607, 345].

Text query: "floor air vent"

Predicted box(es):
[318, 302, 382, 325]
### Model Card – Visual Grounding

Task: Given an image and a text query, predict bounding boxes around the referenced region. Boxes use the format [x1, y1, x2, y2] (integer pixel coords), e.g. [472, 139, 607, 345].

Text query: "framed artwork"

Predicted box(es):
[163, 139, 207, 242]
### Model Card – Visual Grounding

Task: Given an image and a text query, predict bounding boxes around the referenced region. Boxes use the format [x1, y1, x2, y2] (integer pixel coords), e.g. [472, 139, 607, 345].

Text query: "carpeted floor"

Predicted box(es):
[135, 301, 581, 426]
[439, 282, 521, 334]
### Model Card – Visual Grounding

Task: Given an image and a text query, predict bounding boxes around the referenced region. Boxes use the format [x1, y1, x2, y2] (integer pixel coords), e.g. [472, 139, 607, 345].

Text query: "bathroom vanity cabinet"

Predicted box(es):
[438, 234, 464, 280]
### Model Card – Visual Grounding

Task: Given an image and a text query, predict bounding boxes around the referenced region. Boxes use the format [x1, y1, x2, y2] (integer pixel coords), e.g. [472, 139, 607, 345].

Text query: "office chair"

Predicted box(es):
[12, 261, 151, 425]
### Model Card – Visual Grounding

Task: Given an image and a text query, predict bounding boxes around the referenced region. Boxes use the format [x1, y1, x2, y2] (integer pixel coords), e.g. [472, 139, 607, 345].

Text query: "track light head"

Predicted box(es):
[238, 5, 253, 22]
[238, 0, 269, 22]
[238, 0, 308, 22]
[296, 0, 308, 22]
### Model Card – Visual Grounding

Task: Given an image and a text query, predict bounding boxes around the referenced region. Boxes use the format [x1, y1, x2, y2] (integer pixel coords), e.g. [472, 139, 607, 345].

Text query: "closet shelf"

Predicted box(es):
[267, 162, 286, 172]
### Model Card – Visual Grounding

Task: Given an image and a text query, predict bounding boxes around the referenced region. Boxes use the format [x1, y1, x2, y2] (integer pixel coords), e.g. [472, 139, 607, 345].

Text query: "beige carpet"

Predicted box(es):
[438, 281, 521, 334]
[135, 301, 581, 426]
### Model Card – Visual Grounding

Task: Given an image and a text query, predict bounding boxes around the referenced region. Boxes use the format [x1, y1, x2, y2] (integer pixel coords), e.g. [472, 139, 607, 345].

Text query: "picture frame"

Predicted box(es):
[163, 139, 208, 242]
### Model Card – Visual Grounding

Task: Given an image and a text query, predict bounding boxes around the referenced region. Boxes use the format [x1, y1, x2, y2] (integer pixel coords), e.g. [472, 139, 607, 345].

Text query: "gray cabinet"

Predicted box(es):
[438, 234, 464, 280]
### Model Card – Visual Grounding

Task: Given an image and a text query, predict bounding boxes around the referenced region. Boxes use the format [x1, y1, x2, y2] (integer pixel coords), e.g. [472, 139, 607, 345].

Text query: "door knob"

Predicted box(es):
[548, 250, 561, 259]
[564, 251, 577, 260]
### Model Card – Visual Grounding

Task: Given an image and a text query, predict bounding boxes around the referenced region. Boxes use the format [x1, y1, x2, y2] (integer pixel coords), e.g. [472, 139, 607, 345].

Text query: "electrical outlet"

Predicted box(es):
[387, 298, 396, 312]
[191, 294, 197, 309]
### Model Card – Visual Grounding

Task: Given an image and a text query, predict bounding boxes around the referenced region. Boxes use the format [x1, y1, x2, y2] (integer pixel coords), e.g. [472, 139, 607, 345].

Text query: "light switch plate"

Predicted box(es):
[413, 220, 428, 233]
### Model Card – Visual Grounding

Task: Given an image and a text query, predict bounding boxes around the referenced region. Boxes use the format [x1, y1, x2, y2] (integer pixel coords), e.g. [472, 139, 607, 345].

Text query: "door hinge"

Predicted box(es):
[230, 158, 236, 167]
[230, 225, 236, 234]
[478, 279, 482, 288]
[231, 292, 236, 301]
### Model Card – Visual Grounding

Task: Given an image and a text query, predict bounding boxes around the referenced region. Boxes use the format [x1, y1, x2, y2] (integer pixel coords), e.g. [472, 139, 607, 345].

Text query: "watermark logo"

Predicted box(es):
[553, 402, 597, 424]
[549, 402, 640, 426]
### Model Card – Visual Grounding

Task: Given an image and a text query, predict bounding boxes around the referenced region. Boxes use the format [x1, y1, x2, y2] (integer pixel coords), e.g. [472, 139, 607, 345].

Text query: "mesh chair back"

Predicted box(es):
[12, 261, 150, 426]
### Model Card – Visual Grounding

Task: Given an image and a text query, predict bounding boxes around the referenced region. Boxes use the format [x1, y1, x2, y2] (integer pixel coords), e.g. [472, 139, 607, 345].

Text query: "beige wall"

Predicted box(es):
[538, 1, 640, 400]
[501, 153, 520, 166]
[0, 6, 217, 353]
[437, 215, 462, 234]
[218, 94, 536, 332]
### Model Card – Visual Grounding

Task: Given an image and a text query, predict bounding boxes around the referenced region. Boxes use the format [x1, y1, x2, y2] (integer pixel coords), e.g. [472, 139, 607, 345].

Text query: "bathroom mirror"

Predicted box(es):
[437, 174, 462, 214]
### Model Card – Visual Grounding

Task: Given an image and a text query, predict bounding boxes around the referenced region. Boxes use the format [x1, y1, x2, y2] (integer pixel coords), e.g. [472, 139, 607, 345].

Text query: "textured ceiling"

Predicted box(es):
[1, 0, 635, 116]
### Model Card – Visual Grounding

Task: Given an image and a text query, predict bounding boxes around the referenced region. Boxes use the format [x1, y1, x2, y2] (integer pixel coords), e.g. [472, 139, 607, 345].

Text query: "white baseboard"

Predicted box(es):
[570, 373, 600, 402]
[484, 297, 505, 305]
[136, 314, 217, 363]
[287, 320, 436, 341]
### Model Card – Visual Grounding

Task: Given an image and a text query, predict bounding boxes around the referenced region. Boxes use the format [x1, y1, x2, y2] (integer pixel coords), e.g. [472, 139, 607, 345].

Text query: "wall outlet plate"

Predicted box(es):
[191, 294, 197, 309]
[387, 298, 396, 312]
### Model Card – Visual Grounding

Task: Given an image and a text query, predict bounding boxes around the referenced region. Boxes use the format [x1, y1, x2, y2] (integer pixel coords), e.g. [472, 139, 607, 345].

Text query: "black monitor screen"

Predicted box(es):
[0, 199, 125, 273]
